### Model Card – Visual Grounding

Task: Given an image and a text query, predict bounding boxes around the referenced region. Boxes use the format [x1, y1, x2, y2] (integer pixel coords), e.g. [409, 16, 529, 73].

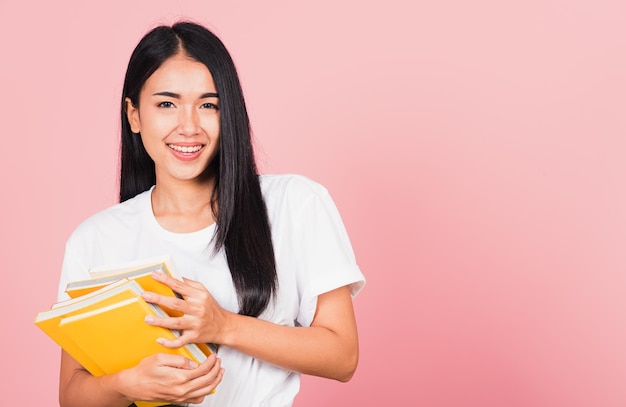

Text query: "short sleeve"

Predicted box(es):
[286, 179, 365, 327]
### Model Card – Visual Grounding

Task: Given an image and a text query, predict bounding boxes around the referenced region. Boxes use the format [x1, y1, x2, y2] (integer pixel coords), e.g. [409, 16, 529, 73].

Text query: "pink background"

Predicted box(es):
[2, 1, 626, 406]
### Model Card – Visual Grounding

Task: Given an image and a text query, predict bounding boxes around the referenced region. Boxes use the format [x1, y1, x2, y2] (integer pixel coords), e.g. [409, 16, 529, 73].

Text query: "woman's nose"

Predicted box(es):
[178, 108, 199, 136]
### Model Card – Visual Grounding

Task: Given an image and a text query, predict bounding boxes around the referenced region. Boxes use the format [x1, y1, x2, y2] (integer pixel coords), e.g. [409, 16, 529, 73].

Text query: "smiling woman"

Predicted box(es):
[56, 21, 365, 407]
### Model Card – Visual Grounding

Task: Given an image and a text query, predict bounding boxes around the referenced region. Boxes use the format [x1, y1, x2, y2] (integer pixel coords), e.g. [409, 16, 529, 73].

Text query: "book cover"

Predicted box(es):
[58, 295, 209, 371]
[34, 278, 142, 376]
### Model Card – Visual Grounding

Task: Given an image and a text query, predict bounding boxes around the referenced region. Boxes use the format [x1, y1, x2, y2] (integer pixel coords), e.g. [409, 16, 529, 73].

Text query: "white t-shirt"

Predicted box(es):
[58, 174, 365, 407]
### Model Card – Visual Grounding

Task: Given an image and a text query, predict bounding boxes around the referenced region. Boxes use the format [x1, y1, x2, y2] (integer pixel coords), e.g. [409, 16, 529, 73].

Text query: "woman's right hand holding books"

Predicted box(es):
[111, 352, 223, 405]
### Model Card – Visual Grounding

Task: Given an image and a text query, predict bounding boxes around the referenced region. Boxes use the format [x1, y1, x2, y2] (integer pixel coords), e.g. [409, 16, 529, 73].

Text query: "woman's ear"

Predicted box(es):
[125, 97, 141, 133]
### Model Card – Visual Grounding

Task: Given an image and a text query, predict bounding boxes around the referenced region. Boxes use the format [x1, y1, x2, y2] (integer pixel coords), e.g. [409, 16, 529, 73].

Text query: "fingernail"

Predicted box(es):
[189, 360, 199, 368]
[145, 315, 155, 324]
[142, 292, 152, 301]
[152, 271, 163, 280]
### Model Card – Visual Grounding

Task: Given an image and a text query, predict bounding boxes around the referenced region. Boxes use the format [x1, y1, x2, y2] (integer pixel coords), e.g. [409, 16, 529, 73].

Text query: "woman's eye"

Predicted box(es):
[157, 101, 175, 108]
[200, 102, 219, 110]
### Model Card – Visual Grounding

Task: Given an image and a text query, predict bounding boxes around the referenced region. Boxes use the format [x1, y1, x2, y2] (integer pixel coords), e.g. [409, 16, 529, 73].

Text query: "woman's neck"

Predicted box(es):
[151, 178, 217, 233]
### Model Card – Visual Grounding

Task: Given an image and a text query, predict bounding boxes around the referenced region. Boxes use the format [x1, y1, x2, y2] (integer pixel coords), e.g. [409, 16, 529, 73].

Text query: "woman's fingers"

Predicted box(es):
[181, 356, 224, 400]
[149, 352, 201, 369]
[141, 273, 227, 347]
[151, 271, 199, 297]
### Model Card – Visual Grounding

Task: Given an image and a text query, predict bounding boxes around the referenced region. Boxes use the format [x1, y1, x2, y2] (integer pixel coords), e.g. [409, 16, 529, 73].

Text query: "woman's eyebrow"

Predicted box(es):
[200, 92, 219, 98]
[152, 91, 219, 98]
[153, 91, 180, 98]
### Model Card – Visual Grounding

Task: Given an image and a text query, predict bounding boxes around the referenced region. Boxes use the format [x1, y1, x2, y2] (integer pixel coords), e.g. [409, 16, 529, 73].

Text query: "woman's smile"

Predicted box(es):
[167, 144, 204, 153]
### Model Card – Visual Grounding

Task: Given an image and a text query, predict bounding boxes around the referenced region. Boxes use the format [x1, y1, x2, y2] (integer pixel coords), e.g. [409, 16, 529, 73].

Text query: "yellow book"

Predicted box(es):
[35, 278, 214, 407]
[65, 255, 183, 317]
[58, 294, 209, 369]
[34, 278, 138, 376]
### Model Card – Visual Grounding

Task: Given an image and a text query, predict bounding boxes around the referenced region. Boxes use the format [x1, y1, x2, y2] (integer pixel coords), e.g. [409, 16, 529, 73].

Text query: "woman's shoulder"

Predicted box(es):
[259, 173, 329, 198]
[258, 174, 337, 222]
[68, 189, 152, 241]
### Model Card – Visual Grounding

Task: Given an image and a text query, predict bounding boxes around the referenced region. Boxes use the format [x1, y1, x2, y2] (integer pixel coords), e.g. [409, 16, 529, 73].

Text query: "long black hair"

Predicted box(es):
[120, 21, 277, 317]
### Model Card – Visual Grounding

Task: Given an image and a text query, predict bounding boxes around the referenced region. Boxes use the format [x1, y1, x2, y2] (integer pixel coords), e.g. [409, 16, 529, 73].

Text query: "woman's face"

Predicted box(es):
[126, 53, 220, 185]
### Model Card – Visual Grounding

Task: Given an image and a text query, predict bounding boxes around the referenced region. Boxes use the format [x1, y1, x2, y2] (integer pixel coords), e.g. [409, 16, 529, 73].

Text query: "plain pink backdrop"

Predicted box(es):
[2, 1, 626, 406]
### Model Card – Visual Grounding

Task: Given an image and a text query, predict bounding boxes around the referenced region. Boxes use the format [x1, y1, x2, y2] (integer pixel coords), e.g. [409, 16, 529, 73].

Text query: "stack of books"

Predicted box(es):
[34, 256, 214, 407]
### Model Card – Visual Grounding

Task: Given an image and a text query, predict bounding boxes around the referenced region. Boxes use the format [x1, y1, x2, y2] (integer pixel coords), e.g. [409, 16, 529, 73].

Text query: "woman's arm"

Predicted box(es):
[143, 272, 359, 381]
[223, 285, 359, 381]
[59, 346, 223, 407]
[59, 352, 132, 407]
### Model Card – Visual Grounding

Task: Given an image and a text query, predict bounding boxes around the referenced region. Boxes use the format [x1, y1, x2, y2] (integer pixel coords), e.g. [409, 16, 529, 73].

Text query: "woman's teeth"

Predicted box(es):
[168, 144, 202, 153]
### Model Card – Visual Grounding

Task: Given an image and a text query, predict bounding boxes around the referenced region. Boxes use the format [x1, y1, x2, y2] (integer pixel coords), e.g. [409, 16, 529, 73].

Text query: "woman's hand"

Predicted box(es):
[112, 352, 223, 405]
[141, 271, 231, 347]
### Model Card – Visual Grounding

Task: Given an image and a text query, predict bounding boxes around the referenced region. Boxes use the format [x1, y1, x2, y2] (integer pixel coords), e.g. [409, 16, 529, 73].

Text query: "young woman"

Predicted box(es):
[57, 21, 365, 407]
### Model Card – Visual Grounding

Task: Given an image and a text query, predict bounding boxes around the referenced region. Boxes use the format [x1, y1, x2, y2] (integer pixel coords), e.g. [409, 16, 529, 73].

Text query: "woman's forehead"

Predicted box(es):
[143, 54, 217, 95]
